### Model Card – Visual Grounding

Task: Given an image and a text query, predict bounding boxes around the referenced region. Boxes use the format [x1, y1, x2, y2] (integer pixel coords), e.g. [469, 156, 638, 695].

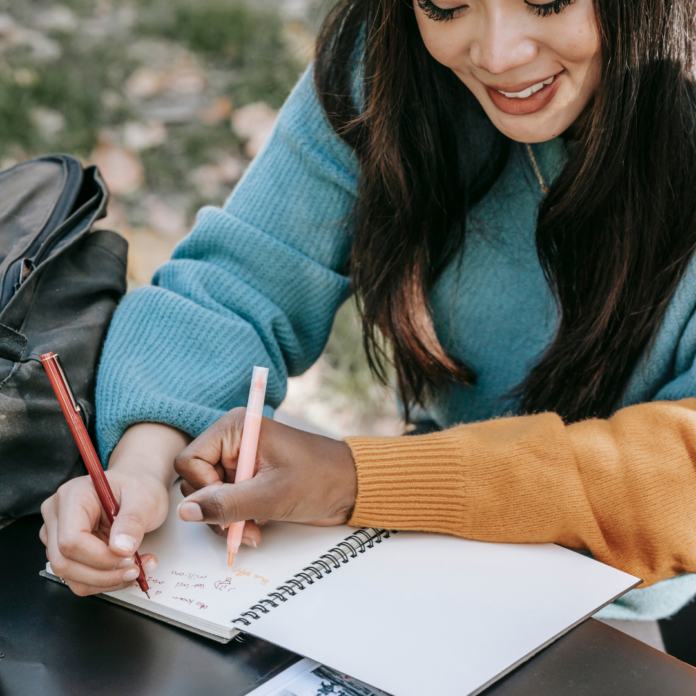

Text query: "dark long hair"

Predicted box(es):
[315, 0, 696, 423]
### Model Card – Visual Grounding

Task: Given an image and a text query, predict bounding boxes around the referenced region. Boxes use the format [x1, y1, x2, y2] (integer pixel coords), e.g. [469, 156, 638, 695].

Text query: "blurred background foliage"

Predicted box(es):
[0, 0, 400, 436]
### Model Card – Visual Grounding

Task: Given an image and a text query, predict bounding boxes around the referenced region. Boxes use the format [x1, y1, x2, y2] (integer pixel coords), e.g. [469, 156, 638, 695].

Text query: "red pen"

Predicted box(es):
[41, 352, 150, 598]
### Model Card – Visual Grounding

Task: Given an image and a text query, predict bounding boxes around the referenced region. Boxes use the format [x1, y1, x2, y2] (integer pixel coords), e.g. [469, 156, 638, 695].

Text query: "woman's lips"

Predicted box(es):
[485, 72, 564, 116]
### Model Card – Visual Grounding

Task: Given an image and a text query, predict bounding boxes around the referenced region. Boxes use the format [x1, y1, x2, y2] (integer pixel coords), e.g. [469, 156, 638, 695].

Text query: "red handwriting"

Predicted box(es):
[154, 591, 162, 596]
[175, 581, 206, 590]
[171, 596, 206, 609]
[147, 577, 165, 585]
[214, 578, 235, 592]
[171, 571, 207, 580]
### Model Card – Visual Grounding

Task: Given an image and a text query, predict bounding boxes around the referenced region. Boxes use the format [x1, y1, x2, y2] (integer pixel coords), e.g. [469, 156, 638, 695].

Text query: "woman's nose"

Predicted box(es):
[468, 8, 537, 76]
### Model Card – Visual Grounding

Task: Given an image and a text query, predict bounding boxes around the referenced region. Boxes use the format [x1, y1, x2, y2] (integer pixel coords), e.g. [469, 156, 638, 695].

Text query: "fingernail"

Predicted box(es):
[178, 502, 203, 521]
[242, 537, 258, 548]
[144, 558, 158, 573]
[113, 534, 137, 553]
[123, 568, 139, 581]
[253, 519, 259, 525]
[118, 556, 135, 569]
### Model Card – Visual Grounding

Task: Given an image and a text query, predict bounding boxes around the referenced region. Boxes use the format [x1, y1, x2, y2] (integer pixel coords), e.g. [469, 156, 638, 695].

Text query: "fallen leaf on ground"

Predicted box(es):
[231, 102, 278, 159]
[91, 143, 144, 196]
[123, 120, 167, 151]
[145, 196, 187, 238]
[199, 97, 233, 125]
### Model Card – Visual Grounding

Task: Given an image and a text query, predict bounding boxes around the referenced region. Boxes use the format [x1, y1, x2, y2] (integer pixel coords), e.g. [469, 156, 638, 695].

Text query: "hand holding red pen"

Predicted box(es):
[41, 352, 153, 597]
[39, 421, 187, 597]
[40, 468, 165, 595]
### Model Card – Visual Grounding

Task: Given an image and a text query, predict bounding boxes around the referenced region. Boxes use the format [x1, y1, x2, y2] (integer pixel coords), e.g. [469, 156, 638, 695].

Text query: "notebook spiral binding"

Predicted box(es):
[232, 528, 395, 635]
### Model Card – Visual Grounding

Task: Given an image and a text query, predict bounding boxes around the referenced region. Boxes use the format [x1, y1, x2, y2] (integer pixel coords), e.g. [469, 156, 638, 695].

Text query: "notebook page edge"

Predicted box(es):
[97, 593, 238, 643]
[466, 577, 642, 696]
[40, 567, 238, 642]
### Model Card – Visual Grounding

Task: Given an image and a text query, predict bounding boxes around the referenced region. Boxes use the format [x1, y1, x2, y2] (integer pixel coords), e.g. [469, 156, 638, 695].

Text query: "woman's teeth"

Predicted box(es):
[498, 76, 555, 99]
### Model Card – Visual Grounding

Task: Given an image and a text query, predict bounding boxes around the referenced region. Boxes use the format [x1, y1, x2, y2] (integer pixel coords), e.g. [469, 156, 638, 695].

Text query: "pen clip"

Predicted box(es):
[52, 354, 81, 415]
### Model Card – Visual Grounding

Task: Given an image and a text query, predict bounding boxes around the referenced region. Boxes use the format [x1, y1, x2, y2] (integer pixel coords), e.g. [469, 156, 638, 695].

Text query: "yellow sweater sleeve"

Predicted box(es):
[345, 398, 696, 586]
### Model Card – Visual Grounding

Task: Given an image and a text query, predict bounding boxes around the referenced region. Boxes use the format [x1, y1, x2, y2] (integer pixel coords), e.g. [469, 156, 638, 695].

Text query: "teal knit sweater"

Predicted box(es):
[96, 67, 696, 621]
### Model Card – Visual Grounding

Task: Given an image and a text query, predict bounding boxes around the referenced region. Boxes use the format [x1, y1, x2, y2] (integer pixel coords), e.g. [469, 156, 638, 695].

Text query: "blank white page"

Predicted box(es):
[244, 531, 638, 696]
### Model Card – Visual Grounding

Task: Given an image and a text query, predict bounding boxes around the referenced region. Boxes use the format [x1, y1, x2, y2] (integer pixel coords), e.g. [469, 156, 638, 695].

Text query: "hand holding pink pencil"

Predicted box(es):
[227, 366, 268, 567]
[176, 362, 358, 549]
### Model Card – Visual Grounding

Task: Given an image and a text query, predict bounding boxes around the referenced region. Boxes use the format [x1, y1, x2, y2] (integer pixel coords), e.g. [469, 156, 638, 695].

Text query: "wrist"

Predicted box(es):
[333, 440, 358, 521]
[108, 423, 191, 487]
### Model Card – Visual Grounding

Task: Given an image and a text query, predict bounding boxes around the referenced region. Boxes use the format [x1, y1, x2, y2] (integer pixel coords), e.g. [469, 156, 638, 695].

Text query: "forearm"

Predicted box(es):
[345, 398, 696, 586]
[95, 67, 356, 465]
[107, 423, 191, 488]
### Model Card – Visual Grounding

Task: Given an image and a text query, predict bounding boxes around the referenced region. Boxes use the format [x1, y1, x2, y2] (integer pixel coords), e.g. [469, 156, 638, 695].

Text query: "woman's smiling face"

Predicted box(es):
[414, 0, 602, 143]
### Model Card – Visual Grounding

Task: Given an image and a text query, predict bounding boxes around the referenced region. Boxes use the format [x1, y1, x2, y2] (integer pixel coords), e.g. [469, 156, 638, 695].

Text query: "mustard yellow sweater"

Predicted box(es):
[347, 399, 696, 588]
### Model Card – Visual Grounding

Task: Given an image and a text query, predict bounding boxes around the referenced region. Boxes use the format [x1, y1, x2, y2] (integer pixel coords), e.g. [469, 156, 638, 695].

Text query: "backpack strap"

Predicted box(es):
[0, 323, 27, 362]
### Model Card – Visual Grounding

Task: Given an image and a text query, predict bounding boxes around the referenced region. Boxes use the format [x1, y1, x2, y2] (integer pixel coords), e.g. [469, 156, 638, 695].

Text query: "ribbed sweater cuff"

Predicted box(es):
[345, 430, 465, 533]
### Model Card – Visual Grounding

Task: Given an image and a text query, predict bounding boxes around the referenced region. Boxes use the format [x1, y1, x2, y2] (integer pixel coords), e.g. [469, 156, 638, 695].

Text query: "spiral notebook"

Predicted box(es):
[42, 479, 638, 696]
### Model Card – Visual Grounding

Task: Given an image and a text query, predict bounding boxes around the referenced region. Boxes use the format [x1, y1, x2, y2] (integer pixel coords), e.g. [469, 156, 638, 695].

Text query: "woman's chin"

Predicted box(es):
[482, 106, 578, 144]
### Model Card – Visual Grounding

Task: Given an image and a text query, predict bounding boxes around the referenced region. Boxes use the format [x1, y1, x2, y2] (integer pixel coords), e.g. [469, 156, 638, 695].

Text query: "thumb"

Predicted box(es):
[109, 491, 151, 557]
[178, 477, 280, 526]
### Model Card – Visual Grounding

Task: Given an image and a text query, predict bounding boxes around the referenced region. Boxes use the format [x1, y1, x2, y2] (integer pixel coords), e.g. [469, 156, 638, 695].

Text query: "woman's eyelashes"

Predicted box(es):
[525, 0, 574, 17]
[417, 0, 574, 22]
[416, 0, 468, 22]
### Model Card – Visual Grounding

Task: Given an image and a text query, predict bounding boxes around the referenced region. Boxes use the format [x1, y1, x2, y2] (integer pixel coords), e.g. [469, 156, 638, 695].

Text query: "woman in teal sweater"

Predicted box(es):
[40, 0, 696, 640]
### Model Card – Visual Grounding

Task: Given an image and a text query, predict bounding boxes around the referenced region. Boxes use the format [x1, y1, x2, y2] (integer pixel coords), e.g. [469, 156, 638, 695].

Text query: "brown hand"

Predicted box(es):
[175, 409, 358, 533]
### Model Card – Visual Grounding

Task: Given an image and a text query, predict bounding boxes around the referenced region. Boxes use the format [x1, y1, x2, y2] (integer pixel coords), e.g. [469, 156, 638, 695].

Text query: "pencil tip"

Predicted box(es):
[228, 552, 234, 567]
[145, 591, 151, 599]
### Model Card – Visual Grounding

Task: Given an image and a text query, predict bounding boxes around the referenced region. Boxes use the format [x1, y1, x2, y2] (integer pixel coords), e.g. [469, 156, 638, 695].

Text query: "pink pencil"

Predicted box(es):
[228, 366, 269, 567]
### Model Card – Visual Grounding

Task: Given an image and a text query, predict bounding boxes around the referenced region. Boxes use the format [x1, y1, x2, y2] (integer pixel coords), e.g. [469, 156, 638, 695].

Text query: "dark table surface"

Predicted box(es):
[2, 516, 696, 696]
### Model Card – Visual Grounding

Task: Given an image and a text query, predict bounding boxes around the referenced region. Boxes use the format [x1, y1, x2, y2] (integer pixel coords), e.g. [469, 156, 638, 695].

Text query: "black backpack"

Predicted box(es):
[0, 155, 128, 518]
